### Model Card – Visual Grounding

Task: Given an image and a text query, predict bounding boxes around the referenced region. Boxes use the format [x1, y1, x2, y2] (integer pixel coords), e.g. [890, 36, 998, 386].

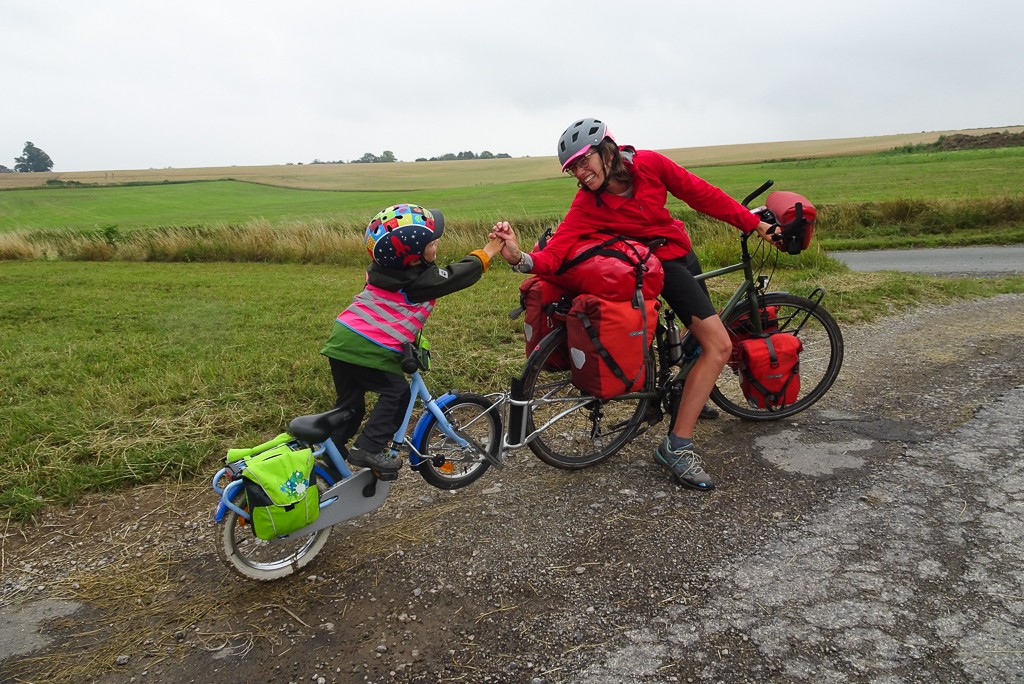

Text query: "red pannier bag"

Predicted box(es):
[547, 234, 664, 301]
[518, 276, 573, 370]
[726, 306, 779, 371]
[765, 191, 816, 255]
[566, 295, 658, 399]
[738, 332, 803, 408]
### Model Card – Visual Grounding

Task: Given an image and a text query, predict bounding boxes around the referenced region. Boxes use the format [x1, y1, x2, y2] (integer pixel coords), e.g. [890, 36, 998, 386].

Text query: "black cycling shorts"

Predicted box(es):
[660, 253, 717, 327]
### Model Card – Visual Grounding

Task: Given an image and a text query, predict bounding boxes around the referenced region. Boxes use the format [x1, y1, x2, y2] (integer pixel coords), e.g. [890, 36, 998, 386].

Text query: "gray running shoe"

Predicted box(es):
[348, 447, 402, 473]
[654, 438, 716, 491]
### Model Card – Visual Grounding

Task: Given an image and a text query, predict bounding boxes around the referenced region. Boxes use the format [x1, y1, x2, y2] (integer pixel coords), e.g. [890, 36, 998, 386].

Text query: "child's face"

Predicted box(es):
[422, 239, 439, 263]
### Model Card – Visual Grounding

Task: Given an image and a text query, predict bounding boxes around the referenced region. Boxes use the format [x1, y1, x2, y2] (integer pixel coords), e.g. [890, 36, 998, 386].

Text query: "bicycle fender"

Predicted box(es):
[409, 391, 459, 464]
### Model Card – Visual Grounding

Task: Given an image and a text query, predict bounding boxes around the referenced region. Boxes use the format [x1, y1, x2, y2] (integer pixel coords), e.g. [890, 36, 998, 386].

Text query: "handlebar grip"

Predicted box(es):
[741, 180, 774, 208]
[400, 342, 419, 374]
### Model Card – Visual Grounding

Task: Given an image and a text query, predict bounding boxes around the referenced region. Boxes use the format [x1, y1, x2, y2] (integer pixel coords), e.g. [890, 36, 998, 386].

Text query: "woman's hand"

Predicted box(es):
[489, 221, 523, 265]
[754, 220, 780, 247]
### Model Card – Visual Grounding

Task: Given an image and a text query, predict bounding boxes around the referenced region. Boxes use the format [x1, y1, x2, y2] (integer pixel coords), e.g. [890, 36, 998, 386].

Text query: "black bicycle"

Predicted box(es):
[509, 180, 844, 469]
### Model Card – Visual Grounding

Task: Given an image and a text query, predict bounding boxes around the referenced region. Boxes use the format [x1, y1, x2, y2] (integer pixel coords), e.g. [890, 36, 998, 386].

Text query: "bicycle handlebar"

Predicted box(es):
[741, 180, 774, 208]
[400, 342, 420, 374]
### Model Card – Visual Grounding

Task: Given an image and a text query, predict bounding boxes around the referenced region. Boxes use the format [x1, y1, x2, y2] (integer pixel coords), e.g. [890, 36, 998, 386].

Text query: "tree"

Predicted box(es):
[378, 150, 396, 163]
[14, 141, 54, 172]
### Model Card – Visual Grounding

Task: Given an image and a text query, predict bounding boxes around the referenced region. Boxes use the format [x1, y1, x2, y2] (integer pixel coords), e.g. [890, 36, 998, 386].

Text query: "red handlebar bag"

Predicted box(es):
[766, 191, 816, 255]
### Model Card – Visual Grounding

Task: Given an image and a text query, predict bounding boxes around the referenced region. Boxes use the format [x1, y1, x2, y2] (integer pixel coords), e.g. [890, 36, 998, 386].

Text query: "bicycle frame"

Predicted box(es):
[211, 368, 486, 539]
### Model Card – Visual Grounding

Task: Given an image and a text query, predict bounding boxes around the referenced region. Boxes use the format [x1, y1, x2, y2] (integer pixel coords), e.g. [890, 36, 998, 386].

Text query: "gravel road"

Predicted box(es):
[2, 293, 1023, 684]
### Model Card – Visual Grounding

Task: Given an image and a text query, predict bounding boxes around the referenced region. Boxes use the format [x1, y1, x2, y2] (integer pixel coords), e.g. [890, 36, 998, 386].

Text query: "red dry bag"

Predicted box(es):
[546, 234, 664, 301]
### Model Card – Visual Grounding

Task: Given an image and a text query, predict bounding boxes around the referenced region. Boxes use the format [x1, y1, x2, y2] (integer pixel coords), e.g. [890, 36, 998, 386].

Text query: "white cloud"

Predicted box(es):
[3, 0, 1021, 171]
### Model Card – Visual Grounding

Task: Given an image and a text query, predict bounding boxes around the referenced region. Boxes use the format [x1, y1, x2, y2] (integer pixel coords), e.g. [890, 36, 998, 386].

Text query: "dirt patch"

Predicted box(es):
[931, 130, 1024, 151]
[2, 294, 1023, 683]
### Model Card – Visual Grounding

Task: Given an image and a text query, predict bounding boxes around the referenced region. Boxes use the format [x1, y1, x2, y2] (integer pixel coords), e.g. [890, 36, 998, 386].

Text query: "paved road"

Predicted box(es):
[830, 245, 1024, 276]
[581, 391, 1024, 682]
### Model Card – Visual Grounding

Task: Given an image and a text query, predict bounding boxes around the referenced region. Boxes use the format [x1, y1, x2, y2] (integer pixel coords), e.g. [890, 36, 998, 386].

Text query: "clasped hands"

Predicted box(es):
[488, 221, 523, 266]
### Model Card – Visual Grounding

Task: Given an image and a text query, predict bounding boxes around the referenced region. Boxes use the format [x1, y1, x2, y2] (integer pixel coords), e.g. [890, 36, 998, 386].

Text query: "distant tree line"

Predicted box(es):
[415, 150, 511, 162]
[301, 149, 512, 166]
[1, 141, 54, 173]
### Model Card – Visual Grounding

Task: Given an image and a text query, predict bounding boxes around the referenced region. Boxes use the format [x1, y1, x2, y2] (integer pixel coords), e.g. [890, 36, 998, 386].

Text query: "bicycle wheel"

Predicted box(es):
[711, 292, 844, 420]
[216, 489, 331, 582]
[519, 327, 653, 469]
[415, 393, 501, 490]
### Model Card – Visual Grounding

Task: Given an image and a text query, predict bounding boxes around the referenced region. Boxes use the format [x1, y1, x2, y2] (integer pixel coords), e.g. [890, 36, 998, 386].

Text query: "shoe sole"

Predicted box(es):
[347, 457, 402, 475]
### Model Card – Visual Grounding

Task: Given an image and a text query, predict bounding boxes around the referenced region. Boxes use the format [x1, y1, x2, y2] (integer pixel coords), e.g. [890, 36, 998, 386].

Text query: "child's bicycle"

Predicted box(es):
[211, 342, 503, 581]
[505, 179, 844, 469]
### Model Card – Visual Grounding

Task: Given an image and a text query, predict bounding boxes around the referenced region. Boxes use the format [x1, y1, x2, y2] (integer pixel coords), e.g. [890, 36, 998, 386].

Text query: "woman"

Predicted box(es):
[491, 117, 777, 491]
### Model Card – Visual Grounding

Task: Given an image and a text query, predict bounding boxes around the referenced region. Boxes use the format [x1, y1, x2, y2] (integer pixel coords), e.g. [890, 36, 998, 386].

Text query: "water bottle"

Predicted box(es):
[665, 312, 683, 366]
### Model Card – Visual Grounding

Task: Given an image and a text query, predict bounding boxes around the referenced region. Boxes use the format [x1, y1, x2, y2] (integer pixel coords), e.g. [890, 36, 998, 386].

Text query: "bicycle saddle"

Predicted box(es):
[288, 408, 355, 442]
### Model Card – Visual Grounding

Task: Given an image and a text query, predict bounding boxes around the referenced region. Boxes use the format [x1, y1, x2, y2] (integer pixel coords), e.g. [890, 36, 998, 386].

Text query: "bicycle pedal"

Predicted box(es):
[373, 469, 399, 482]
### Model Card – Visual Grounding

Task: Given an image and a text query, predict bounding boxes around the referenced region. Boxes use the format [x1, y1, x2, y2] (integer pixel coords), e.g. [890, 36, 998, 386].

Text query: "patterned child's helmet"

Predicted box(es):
[364, 204, 446, 269]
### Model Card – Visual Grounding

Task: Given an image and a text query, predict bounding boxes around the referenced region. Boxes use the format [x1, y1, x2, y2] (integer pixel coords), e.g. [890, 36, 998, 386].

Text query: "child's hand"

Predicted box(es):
[482, 237, 504, 259]
[489, 221, 523, 265]
[489, 221, 516, 243]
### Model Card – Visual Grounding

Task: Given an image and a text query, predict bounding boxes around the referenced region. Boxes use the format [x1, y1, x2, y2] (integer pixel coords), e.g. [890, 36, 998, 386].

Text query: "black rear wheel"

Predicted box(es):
[519, 327, 653, 469]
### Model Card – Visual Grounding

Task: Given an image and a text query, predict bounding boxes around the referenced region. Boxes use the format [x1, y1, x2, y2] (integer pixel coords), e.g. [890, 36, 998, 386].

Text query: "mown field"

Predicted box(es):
[2, 131, 1024, 519]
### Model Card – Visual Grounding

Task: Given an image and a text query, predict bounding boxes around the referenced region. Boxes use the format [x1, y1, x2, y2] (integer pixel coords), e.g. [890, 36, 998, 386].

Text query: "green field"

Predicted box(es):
[3, 139, 1024, 520]
[2, 147, 1024, 235]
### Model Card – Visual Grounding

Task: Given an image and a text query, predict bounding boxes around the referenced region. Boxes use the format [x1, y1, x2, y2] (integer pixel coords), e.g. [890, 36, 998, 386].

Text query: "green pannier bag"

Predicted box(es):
[227, 433, 320, 540]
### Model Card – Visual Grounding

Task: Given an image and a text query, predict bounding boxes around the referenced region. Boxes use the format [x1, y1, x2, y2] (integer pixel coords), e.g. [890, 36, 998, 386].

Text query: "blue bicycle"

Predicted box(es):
[212, 342, 502, 581]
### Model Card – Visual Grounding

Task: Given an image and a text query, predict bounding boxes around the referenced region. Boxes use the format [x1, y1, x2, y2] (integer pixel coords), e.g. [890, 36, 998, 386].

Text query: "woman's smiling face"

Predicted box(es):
[569, 149, 604, 190]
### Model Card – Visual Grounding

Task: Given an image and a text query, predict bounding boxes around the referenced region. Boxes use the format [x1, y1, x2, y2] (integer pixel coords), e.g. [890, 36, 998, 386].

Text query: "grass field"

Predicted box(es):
[1, 125, 1021, 192]
[3, 147, 1024, 235]
[3, 256, 1023, 520]
[2, 129, 1024, 520]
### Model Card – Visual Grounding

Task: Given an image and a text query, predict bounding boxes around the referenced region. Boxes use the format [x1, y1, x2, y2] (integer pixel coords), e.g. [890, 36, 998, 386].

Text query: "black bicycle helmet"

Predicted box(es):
[557, 117, 613, 172]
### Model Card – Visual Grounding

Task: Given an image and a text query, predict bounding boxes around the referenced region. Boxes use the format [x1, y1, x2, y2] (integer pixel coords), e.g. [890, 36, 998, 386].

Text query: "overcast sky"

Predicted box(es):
[3, 0, 1021, 172]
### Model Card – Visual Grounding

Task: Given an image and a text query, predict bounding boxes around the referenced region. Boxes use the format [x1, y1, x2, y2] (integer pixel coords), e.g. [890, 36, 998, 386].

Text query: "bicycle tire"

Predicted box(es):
[216, 489, 331, 582]
[711, 292, 844, 420]
[415, 393, 501, 490]
[519, 326, 653, 469]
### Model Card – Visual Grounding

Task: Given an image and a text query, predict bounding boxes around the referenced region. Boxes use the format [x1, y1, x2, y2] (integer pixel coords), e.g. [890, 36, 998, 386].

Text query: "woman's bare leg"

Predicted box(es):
[671, 313, 731, 439]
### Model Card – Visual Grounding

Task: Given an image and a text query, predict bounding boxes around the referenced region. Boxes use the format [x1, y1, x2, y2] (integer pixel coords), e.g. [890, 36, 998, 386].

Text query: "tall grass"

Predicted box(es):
[3, 195, 1022, 263]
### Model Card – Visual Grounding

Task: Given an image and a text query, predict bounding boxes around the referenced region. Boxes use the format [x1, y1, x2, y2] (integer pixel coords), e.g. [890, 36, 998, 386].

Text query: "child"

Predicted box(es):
[321, 203, 503, 477]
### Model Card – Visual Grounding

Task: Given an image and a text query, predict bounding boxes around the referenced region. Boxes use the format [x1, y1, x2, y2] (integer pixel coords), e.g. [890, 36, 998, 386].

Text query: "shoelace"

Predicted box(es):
[664, 445, 707, 476]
